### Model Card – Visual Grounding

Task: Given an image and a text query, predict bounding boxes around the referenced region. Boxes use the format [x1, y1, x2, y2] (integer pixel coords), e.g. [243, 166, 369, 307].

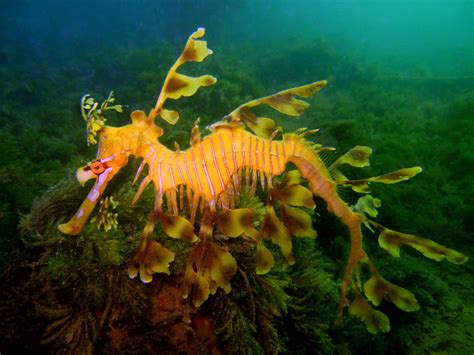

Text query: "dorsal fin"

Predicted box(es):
[211, 80, 327, 138]
[149, 28, 217, 125]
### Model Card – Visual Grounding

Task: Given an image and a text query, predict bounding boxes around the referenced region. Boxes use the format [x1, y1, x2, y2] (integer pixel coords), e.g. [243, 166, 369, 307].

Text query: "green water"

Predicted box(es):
[0, 1, 472, 353]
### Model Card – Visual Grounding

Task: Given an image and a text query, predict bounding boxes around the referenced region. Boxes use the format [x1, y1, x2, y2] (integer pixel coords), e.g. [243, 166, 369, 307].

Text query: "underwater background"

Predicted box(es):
[0, 0, 473, 354]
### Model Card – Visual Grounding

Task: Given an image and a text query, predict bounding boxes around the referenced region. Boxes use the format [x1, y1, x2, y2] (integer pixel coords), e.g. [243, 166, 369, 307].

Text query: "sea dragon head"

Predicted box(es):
[58, 108, 164, 235]
[58, 28, 216, 235]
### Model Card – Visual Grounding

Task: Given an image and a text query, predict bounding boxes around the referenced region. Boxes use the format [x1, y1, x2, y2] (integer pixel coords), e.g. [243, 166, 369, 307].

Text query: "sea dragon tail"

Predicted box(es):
[285, 136, 368, 322]
[284, 134, 467, 333]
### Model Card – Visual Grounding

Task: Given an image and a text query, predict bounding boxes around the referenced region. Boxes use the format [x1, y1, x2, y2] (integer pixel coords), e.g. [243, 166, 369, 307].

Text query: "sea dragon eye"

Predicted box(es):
[88, 160, 106, 175]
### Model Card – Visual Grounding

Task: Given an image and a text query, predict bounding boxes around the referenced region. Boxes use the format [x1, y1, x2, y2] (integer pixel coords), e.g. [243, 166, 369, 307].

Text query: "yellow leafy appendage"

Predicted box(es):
[58, 28, 468, 334]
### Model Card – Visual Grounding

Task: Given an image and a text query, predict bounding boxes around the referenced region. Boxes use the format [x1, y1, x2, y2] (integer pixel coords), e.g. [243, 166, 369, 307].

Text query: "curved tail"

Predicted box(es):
[284, 134, 467, 333]
[284, 135, 366, 318]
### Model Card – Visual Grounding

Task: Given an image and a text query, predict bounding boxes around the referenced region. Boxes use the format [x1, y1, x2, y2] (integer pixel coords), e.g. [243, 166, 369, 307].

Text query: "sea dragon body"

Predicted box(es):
[58, 28, 467, 333]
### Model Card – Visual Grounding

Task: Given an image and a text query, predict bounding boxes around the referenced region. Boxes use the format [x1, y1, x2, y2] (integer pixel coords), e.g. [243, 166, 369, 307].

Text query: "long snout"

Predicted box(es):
[58, 166, 115, 235]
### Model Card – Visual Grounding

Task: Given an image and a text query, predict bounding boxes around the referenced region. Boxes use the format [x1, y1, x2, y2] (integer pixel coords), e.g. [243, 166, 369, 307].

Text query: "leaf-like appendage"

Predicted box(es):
[203, 242, 236, 295]
[256, 242, 275, 275]
[184, 260, 210, 307]
[377, 225, 468, 265]
[164, 73, 216, 101]
[223, 81, 327, 138]
[337, 167, 423, 193]
[247, 116, 278, 139]
[273, 184, 315, 209]
[262, 205, 295, 266]
[279, 203, 317, 239]
[160, 214, 198, 243]
[81, 93, 124, 146]
[349, 294, 391, 334]
[364, 275, 419, 312]
[183, 240, 237, 307]
[366, 167, 423, 184]
[261, 81, 327, 115]
[330, 145, 372, 169]
[90, 196, 119, 232]
[215, 208, 258, 239]
[354, 195, 381, 218]
[329, 145, 372, 188]
[280, 170, 302, 187]
[128, 240, 175, 283]
[151, 28, 216, 124]
[181, 27, 214, 63]
[159, 109, 180, 125]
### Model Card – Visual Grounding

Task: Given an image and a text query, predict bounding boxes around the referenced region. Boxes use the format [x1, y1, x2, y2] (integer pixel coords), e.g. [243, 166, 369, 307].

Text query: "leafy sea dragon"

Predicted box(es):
[58, 28, 467, 333]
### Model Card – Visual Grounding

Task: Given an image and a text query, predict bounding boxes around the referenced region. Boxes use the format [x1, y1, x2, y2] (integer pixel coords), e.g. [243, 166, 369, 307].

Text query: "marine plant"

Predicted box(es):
[57, 28, 467, 335]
